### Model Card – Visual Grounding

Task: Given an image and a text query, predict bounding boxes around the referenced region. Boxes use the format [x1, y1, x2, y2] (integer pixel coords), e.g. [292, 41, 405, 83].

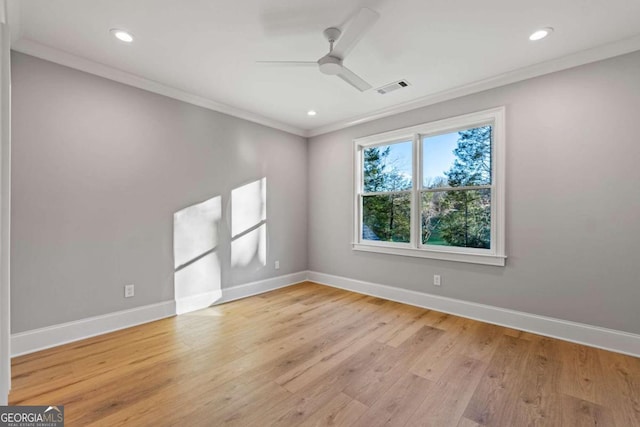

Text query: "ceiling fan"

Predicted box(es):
[258, 8, 380, 92]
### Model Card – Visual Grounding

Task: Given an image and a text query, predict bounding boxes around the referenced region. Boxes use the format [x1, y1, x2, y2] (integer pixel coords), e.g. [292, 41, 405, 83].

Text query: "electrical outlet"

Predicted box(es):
[124, 284, 135, 298]
[275, 260, 280, 270]
[433, 275, 441, 286]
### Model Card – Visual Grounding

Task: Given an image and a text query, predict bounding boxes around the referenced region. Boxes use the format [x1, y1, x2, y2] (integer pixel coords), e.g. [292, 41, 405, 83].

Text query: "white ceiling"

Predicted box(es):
[8, 0, 640, 136]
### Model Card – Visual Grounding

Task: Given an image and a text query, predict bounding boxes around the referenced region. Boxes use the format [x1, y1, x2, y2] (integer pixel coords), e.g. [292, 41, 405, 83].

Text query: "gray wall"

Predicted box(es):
[308, 51, 640, 335]
[11, 52, 308, 333]
[11, 49, 640, 337]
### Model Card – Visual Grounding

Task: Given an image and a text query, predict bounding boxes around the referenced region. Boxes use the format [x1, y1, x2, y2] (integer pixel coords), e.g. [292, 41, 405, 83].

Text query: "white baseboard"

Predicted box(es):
[218, 271, 309, 305]
[307, 271, 640, 358]
[11, 301, 176, 357]
[12, 271, 309, 357]
[175, 271, 308, 314]
[15, 270, 637, 359]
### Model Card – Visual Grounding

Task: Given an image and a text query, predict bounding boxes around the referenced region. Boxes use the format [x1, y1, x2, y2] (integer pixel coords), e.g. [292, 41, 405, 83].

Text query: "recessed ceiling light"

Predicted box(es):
[529, 27, 553, 41]
[110, 29, 134, 43]
[307, 110, 317, 116]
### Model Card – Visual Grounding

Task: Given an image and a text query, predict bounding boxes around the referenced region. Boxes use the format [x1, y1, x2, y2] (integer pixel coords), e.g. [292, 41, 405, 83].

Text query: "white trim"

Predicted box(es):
[353, 107, 504, 146]
[9, 34, 640, 141]
[10, 270, 640, 359]
[12, 271, 309, 356]
[352, 243, 506, 266]
[10, 301, 176, 357]
[308, 35, 640, 137]
[411, 132, 420, 246]
[307, 271, 640, 358]
[216, 271, 308, 305]
[10, 38, 307, 138]
[353, 107, 505, 265]
[175, 271, 308, 314]
[0, 8, 10, 405]
[353, 144, 362, 245]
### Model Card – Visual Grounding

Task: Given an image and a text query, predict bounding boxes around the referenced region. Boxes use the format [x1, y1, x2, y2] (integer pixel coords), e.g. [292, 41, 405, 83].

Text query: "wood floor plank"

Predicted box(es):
[10, 326, 216, 405]
[457, 322, 502, 363]
[12, 327, 186, 391]
[87, 369, 291, 427]
[558, 340, 607, 405]
[9, 281, 640, 427]
[244, 340, 390, 426]
[184, 378, 292, 426]
[30, 340, 247, 425]
[343, 325, 443, 406]
[462, 335, 533, 426]
[377, 306, 433, 347]
[231, 292, 368, 351]
[12, 318, 179, 374]
[409, 317, 476, 382]
[298, 392, 368, 427]
[275, 301, 403, 392]
[509, 337, 563, 426]
[406, 356, 486, 427]
[560, 394, 615, 426]
[501, 327, 542, 342]
[600, 351, 640, 426]
[353, 373, 433, 427]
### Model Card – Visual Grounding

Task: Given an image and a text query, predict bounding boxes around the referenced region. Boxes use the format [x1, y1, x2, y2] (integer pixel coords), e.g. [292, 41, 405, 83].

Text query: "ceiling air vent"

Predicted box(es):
[376, 79, 410, 95]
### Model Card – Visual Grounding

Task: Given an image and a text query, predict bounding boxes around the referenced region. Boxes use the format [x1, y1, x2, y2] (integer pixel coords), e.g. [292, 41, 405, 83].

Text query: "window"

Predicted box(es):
[362, 140, 413, 244]
[353, 107, 506, 266]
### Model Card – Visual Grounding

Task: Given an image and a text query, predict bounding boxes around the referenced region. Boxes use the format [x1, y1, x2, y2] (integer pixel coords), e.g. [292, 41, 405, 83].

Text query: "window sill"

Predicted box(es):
[352, 243, 506, 266]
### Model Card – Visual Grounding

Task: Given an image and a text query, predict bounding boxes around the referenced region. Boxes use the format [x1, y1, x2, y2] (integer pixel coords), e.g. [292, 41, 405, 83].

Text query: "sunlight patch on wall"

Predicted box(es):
[173, 195, 222, 314]
[174, 252, 221, 301]
[231, 178, 266, 236]
[174, 196, 221, 268]
[231, 178, 267, 268]
[231, 224, 267, 267]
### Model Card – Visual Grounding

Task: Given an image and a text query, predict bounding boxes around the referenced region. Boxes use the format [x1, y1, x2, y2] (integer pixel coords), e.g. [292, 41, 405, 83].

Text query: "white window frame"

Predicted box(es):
[353, 107, 506, 266]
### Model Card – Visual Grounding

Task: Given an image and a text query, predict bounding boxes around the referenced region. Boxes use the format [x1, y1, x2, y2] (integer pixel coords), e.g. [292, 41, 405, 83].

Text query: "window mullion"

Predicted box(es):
[362, 190, 412, 197]
[354, 145, 363, 244]
[411, 133, 420, 248]
[421, 184, 493, 193]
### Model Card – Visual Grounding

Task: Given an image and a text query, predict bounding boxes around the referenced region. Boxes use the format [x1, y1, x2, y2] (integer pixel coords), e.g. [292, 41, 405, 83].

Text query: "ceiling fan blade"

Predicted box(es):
[331, 8, 379, 59]
[336, 66, 372, 92]
[256, 61, 317, 67]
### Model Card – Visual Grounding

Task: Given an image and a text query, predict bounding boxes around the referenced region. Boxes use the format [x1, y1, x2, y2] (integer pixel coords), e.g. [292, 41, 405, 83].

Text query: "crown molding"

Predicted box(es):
[10, 31, 640, 140]
[11, 38, 307, 138]
[307, 34, 640, 137]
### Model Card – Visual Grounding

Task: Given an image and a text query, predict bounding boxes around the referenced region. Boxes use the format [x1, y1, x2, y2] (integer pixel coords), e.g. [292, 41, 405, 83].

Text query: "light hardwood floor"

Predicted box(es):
[10, 282, 640, 426]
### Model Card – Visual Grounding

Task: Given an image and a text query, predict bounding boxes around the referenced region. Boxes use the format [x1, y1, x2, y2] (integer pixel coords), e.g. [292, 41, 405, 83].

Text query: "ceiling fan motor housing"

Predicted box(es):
[323, 27, 342, 43]
[318, 56, 343, 75]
